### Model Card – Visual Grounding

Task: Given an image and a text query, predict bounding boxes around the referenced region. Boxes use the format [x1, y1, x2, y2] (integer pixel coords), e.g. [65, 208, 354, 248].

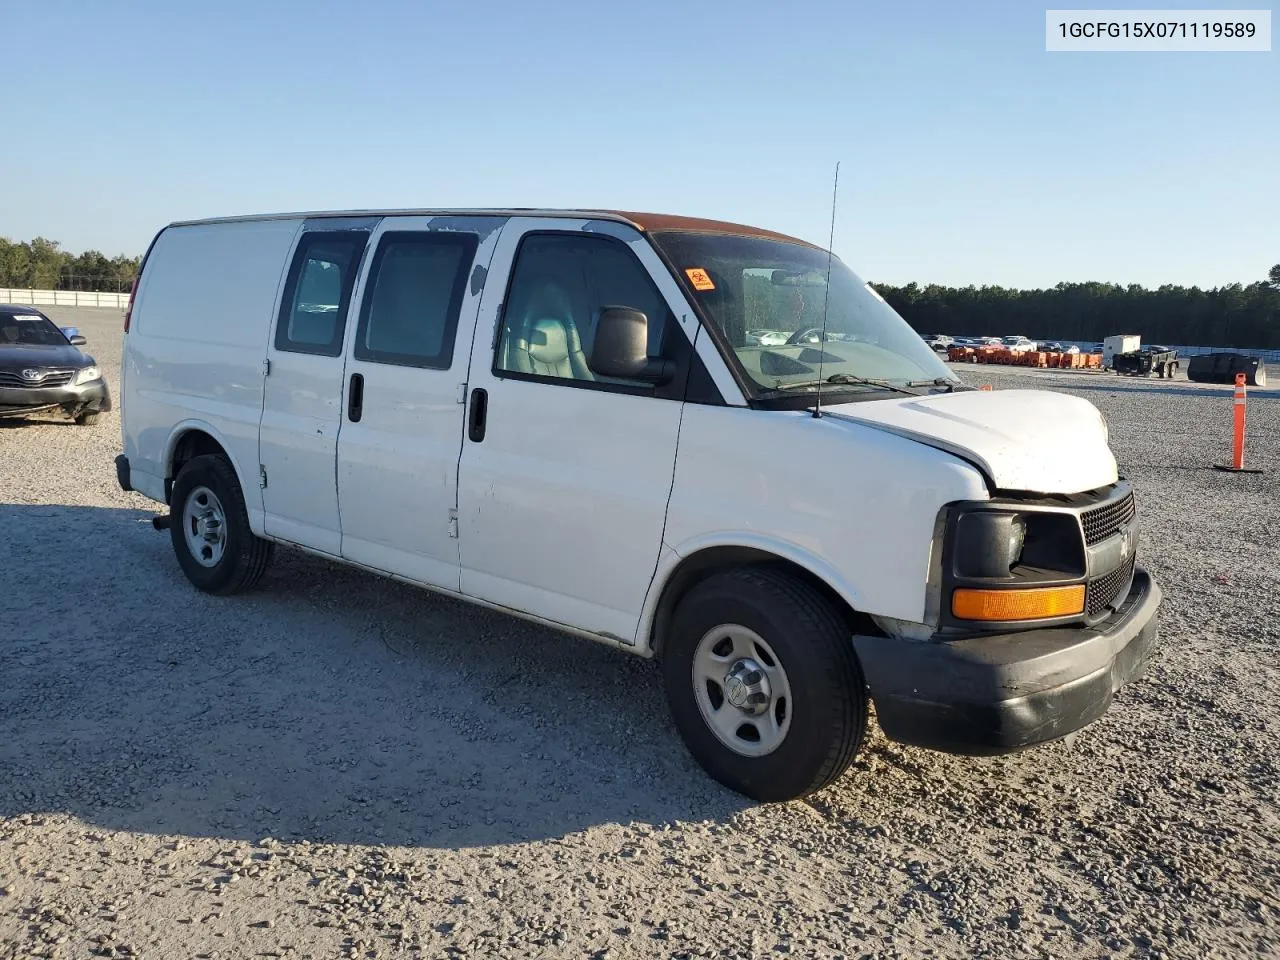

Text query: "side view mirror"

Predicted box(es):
[588, 307, 675, 384]
[61, 326, 87, 346]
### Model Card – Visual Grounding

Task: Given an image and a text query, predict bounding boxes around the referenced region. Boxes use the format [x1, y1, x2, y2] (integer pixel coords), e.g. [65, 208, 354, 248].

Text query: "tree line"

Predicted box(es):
[873, 265, 1280, 349]
[0, 237, 141, 293]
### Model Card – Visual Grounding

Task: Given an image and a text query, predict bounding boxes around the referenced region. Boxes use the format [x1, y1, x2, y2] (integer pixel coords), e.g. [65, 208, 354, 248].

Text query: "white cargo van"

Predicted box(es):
[116, 209, 1161, 801]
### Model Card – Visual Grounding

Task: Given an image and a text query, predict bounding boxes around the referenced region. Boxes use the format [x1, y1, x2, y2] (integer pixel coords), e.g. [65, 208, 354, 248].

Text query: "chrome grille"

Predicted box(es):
[0, 368, 75, 388]
[1081, 490, 1136, 546]
[1087, 556, 1136, 616]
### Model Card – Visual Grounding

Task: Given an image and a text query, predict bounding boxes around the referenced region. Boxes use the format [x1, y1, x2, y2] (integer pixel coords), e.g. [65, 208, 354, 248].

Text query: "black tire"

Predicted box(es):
[75, 411, 100, 425]
[662, 567, 866, 802]
[169, 454, 273, 594]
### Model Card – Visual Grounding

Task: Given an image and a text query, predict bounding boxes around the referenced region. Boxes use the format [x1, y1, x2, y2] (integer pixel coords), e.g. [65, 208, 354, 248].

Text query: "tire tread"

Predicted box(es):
[725, 567, 865, 796]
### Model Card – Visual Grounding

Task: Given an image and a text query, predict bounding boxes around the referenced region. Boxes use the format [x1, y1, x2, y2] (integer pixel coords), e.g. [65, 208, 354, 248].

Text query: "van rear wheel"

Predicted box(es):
[170, 454, 273, 594]
[663, 567, 866, 802]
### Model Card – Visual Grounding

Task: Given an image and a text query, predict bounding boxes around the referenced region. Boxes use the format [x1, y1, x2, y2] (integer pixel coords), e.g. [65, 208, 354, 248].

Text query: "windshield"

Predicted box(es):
[649, 231, 953, 399]
[0, 312, 67, 347]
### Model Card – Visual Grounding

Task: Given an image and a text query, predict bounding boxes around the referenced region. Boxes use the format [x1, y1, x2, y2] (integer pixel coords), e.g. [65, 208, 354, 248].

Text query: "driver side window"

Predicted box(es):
[493, 233, 673, 388]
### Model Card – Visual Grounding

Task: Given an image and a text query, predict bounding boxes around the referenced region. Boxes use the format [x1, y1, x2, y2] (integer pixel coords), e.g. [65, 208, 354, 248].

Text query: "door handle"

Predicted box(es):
[348, 373, 364, 422]
[468, 387, 487, 442]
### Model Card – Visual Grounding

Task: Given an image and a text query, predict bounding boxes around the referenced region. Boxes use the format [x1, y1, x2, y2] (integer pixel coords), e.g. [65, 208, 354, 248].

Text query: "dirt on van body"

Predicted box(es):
[1, 308, 1277, 959]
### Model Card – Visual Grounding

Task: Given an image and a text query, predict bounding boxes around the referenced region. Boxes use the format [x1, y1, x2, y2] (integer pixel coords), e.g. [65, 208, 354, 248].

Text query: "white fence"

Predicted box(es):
[0, 288, 129, 309]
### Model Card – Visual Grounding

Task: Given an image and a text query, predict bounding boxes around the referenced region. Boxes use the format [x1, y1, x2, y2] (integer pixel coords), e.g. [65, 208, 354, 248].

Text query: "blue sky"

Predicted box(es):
[2, 0, 1275, 287]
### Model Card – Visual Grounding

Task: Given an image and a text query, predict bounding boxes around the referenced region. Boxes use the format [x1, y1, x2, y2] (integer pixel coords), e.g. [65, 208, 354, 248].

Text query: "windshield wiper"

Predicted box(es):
[821, 373, 922, 396]
[766, 374, 920, 397]
[905, 377, 965, 392]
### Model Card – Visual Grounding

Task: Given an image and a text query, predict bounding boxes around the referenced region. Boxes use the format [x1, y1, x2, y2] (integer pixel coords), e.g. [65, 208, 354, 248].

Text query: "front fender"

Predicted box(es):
[654, 405, 991, 644]
[634, 532, 868, 655]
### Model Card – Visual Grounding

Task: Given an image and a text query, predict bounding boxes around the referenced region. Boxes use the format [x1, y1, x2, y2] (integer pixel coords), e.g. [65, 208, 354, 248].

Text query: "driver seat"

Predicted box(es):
[508, 281, 593, 380]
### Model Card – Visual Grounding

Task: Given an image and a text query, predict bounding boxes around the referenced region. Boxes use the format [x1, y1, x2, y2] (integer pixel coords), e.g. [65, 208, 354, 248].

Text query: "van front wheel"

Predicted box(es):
[169, 454, 273, 594]
[663, 568, 866, 802]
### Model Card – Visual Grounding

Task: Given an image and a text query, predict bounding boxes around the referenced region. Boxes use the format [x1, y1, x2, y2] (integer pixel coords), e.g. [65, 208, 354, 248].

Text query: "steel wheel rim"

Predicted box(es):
[691, 624, 792, 758]
[182, 485, 227, 568]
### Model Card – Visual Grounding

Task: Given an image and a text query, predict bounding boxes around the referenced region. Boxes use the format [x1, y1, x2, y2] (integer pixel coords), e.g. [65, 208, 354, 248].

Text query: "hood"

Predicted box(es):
[822, 388, 1118, 494]
[0, 343, 87, 369]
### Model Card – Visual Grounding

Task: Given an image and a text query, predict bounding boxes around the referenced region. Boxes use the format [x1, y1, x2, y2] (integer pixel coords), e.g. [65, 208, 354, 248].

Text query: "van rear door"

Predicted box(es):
[333, 216, 501, 590]
[259, 219, 375, 555]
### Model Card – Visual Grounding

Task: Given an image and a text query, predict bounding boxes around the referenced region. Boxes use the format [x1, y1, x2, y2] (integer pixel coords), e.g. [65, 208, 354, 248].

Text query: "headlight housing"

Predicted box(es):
[941, 504, 1088, 628]
[952, 512, 1026, 578]
[74, 364, 101, 384]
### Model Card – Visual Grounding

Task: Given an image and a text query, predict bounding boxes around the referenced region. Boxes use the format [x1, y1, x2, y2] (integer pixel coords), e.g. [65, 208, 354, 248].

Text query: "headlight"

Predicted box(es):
[74, 365, 100, 384]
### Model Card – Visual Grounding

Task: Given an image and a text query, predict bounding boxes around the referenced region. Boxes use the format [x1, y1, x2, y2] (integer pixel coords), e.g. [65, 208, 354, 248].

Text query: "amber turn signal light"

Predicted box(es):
[951, 584, 1085, 621]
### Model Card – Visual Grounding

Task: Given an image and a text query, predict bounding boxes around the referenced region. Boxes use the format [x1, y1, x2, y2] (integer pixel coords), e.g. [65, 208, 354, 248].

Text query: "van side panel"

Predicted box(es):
[122, 219, 303, 530]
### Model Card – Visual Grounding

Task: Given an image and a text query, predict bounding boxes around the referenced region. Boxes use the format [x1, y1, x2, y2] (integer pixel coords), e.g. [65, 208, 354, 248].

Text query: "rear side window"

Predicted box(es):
[275, 230, 369, 356]
[354, 231, 479, 369]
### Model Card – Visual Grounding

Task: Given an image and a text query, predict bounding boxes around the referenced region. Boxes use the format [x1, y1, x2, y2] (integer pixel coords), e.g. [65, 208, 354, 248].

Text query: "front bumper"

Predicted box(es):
[853, 567, 1162, 755]
[0, 378, 111, 419]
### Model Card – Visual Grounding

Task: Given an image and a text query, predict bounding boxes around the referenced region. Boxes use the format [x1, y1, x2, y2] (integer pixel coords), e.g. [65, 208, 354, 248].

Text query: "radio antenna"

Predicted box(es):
[813, 161, 840, 419]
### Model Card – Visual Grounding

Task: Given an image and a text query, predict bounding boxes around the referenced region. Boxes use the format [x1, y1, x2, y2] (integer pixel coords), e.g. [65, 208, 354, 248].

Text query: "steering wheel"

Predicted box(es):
[785, 326, 825, 345]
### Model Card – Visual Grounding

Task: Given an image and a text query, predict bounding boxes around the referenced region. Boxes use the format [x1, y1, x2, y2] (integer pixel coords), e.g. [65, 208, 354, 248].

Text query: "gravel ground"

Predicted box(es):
[1, 308, 1277, 959]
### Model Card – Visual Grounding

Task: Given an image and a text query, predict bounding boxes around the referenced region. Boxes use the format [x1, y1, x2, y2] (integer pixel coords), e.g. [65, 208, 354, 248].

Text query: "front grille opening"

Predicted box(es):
[0, 369, 75, 388]
[1087, 556, 1136, 616]
[1081, 490, 1136, 546]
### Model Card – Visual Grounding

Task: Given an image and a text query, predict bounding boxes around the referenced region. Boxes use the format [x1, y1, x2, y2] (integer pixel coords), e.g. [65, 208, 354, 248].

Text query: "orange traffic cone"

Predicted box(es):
[1214, 373, 1264, 473]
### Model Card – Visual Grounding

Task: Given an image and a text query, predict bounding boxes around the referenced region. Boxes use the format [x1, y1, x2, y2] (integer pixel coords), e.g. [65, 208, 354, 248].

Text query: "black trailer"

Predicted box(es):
[1186, 352, 1268, 387]
[1113, 347, 1179, 378]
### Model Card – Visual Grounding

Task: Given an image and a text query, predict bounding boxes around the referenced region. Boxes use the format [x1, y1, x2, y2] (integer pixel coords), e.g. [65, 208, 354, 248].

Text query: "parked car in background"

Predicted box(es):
[922, 334, 953, 352]
[0, 305, 111, 424]
[1038, 341, 1066, 353]
[1001, 336, 1037, 352]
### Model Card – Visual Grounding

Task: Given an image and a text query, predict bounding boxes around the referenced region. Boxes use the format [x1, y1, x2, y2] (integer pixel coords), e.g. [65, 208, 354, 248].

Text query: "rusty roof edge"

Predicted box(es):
[596, 210, 823, 250]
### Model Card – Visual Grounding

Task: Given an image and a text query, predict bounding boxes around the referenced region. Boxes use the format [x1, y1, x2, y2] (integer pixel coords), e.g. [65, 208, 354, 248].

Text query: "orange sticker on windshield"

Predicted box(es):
[685, 267, 715, 291]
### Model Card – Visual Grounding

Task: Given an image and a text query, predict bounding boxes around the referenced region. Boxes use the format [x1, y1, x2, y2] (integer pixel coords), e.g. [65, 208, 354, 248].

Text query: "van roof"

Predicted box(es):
[167, 208, 820, 249]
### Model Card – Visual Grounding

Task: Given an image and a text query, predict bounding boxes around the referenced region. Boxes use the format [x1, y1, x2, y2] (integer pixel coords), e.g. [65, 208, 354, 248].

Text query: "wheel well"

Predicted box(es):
[166, 430, 229, 502]
[649, 547, 880, 658]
